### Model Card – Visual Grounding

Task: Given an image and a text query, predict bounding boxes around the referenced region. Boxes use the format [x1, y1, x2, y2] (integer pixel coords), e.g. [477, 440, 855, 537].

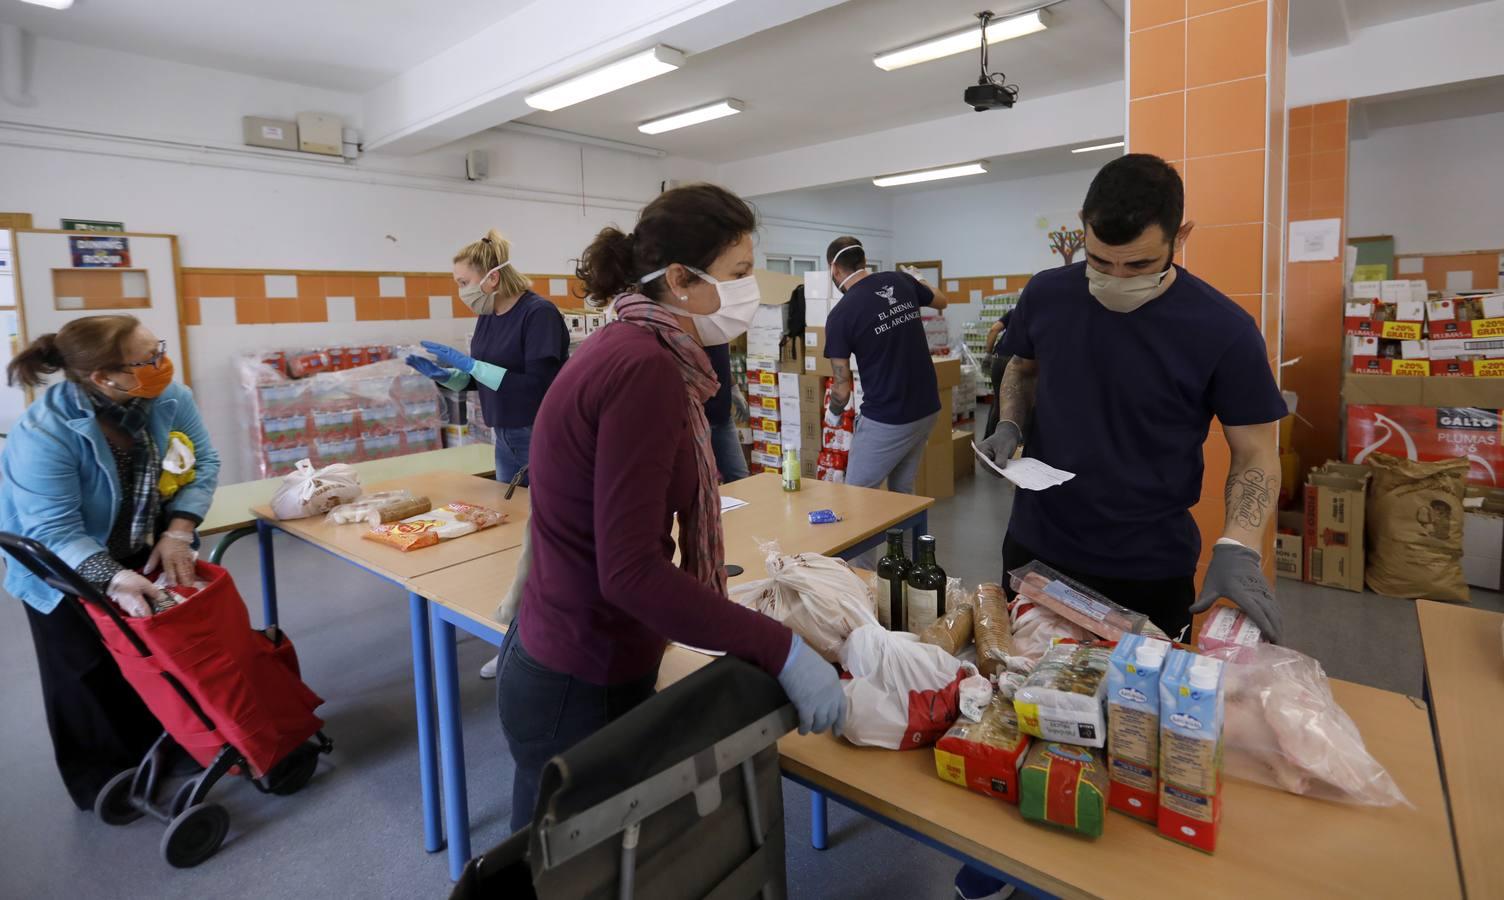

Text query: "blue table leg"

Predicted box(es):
[255, 519, 279, 629]
[431, 606, 471, 881]
[409, 592, 444, 854]
[810, 789, 829, 850]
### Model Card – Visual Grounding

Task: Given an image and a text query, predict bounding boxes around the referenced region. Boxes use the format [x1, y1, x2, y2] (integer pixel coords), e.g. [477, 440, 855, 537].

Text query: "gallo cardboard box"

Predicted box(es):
[1303, 462, 1370, 592]
[1347, 405, 1502, 488]
[1342, 372, 1501, 408]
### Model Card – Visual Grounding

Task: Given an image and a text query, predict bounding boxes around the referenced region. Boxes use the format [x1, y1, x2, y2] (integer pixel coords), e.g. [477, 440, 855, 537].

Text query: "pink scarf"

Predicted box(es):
[612, 294, 727, 596]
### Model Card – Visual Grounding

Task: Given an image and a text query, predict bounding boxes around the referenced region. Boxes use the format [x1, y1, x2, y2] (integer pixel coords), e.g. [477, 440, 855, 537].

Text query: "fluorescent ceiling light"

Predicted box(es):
[639, 99, 744, 135]
[874, 9, 1049, 72]
[18, 0, 74, 8]
[526, 45, 684, 112]
[1071, 141, 1125, 154]
[873, 161, 988, 188]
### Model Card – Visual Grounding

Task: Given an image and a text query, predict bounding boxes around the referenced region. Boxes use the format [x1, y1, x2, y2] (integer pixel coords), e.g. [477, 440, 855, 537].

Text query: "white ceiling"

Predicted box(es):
[517, 0, 1126, 164]
[0, 0, 531, 92]
[1289, 0, 1494, 54]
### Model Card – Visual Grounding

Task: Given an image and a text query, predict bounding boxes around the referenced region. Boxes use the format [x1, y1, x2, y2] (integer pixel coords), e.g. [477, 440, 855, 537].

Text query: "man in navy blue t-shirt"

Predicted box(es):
[979, 153, 1287, 640]
[961, 151, 1287, 900]
[823, 237, 951, 494]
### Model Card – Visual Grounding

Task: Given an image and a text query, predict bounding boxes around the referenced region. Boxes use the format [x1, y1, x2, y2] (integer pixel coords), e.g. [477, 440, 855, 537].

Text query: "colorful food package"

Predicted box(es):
[325, 491, 421, 525]
[1013, 643, 1110, 748]
[363, 520, 442, 552]
[1019, 741, 1109, 837]
[920, 602, 975, 656]
[1107, 634, 1171, 822]
[1009, 561, 1150, 641]
[934, 696, 1031, 804]
[443, 501, 508, 529]
[972, 583, 1014, 678]
[1158, 650, 1225, 853]
[1196, 607, 1262, 661]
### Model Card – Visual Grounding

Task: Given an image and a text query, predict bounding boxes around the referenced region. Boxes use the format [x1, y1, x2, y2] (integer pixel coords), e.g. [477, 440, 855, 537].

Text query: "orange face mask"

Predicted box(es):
[115, 355, 175, 399]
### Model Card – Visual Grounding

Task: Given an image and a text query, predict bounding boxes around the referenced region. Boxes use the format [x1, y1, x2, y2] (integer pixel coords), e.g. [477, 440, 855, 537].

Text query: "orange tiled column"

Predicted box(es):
[1284, 101, 1349, 472]
[1127, 0, 1289, 580]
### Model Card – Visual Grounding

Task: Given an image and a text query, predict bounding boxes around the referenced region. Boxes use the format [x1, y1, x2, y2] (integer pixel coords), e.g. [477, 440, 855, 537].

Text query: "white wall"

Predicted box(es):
[750, 184, 895, 272]
[1348, 108, 1504, 254]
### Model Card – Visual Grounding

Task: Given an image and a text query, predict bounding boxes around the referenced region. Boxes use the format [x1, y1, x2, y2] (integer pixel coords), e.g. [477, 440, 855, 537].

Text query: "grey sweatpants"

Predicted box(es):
[845, 412, 939, 495]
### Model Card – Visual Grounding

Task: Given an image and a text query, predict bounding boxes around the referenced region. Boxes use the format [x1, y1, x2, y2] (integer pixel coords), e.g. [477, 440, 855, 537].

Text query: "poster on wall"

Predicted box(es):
[60, 219, 126, 233]
[69, 235, 130, 267]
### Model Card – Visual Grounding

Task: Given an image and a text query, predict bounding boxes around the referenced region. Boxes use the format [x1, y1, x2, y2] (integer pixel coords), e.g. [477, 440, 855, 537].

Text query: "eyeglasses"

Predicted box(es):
[123, 340, 168, 369]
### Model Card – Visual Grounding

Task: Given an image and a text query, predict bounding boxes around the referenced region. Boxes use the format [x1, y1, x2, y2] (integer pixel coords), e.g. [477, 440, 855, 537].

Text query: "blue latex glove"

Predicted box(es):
[405, 354, 449, 382]
[777, 635, 847, 736]
[421, 340, 475, 373]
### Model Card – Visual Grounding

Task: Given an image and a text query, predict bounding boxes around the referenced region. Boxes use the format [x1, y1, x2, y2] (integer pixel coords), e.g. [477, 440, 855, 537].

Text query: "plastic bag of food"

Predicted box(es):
[958, 673, 994, 722]
[270, 459, 362, 520]
[1206, 642, 1409, 807]
[840, 625, 974, 749]
[731, 542, 879, 663]
[1364, 453, 1469, 602]
[1013, 643, 1111, 748]
[1020, 741, 1109, 837]
[972, 583, 1016, 678]
[363, 521, 441, 552]
[1009, 561, 1150, 641]
[360, 502, 509, 551]
[324, 491, 422, 525]
[920, 600, 975, 656]
[1007, 590, 1092, 665]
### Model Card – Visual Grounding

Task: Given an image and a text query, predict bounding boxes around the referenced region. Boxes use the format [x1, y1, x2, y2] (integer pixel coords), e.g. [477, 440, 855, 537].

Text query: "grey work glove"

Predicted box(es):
[977, 420, 1022, 477]
[1190, 541, 1283, 643]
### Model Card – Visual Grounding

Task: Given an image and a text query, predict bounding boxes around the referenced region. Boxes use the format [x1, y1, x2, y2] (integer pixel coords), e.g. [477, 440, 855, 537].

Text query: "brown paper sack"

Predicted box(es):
[1364, 453, 1469, 602]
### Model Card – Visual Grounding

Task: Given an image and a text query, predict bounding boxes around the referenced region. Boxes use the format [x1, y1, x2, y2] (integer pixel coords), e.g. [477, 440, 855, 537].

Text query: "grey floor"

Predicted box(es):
[0, 473, 1497, 899]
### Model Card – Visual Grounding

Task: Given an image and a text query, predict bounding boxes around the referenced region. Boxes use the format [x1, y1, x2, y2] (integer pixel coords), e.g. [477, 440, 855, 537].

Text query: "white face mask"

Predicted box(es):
[829, 243, 867, 296]
[1085, 261, 1174, 313]
[641, 264, 762, 345]
[458, 260, 511, 315]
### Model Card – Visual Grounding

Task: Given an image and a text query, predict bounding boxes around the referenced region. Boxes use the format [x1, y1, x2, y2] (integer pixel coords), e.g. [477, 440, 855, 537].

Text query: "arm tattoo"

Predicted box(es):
[998, 362, 1037, 433]
[830, 360, 852, 410]
[1225, 468, 1273, 530]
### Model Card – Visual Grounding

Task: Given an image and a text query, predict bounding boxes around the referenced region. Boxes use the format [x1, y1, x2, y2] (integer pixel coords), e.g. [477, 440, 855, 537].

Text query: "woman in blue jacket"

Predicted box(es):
[0, 315, 220, 810]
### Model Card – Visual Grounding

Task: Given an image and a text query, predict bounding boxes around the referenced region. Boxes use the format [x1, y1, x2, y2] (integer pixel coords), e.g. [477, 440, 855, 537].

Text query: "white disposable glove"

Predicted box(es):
[145, 530, 197, 586]
[107, 570, 165, 618]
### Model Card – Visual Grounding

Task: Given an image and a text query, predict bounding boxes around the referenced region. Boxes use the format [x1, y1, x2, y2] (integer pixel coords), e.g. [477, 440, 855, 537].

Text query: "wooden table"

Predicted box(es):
[411, 474, 934, 879]
[251, 470, 522, 858]
[199, 444, 496, 564]
[1417, 599, 1504, 900]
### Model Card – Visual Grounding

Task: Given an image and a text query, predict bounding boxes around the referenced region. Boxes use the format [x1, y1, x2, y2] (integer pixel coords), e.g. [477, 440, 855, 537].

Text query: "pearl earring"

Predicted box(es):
[678, 295, 688, 301]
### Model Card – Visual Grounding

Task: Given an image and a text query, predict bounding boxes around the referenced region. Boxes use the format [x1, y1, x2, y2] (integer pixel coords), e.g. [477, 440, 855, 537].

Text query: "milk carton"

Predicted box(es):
[1158, 650, 1225, 853]
[1107, 634, 1170, 822]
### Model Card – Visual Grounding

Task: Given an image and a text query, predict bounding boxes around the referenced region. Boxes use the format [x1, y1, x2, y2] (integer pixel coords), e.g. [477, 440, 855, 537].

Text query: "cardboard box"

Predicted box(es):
[1303, 462, 1370, 592]
[1347, 405, 1502, 488]
[803, 326, 834, 377]
[1343, 299, 1425, 340]
[778, 337, 803, 375]
[914, 443, 954, 499]
[953, 430, 974, 480]
[1426, 296, 1504, 340]
[933, 356, 962, 391]
[1429, 336, 1504, 361]
[1431, 359, 1504, 377]
[1463, 509, 1503, 591]
[1275, 513, 1304, 581]
[1343, 372, 1502, 407]
[1351, 357, 1429, 376]
[1278, 450, 1300, 508]
[928, 392, 955, 446]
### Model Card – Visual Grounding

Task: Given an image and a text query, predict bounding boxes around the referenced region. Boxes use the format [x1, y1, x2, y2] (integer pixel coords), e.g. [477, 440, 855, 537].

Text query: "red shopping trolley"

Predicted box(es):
[0, 533, 332, 868]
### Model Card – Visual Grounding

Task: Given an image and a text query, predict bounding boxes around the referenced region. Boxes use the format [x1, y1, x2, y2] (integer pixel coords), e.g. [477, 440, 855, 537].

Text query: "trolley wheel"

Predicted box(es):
[266, 743, 320, 796]
[171, 779, 197, 817]
[161, 803, 229, 868]
[95, 769, 143, 826]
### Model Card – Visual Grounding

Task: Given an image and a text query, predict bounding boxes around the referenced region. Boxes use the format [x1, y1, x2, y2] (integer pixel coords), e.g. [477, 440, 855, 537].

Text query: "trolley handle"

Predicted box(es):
[0, 531, 143, 646]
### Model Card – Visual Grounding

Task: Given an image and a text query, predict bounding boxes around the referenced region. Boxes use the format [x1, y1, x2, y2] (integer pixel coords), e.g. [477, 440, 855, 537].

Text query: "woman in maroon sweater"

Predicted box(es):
[498, 184, 846, 832]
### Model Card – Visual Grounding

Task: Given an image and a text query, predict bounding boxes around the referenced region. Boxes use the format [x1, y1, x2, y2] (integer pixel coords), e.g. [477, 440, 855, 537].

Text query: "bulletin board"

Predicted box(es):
[12, 229, 190, 389]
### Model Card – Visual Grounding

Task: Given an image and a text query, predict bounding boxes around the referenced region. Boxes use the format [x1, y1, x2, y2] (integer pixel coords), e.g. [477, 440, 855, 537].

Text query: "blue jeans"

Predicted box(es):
[709, 418, 750, 484]
[497, 635, 658, 832]
[493, 425, 532, 486]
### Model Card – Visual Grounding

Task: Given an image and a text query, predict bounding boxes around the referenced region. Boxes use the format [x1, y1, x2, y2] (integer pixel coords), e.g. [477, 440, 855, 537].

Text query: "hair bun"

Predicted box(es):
[35, 333, 65, 366]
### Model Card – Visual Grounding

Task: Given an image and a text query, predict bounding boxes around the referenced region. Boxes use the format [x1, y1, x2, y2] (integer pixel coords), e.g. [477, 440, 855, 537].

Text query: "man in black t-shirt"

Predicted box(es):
[823, 237, 951, 495]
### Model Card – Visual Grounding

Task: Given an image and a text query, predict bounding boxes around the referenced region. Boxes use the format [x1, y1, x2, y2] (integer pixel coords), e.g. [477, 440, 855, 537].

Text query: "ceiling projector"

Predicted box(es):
[965, 10, 1020, 112]
[965, 80, 1018, 111]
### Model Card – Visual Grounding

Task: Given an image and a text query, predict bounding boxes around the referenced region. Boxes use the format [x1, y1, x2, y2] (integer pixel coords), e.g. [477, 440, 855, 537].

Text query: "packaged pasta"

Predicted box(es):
[1020, 741, 1109, 837]
[1013, 643, 1111, 748]
[934, 696, 1031, 804]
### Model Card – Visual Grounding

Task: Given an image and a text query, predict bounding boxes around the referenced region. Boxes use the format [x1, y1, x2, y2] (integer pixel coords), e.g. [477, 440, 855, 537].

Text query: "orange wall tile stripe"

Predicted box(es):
[1129, 0, 1287, 587]
[179, 267, 587, 326]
